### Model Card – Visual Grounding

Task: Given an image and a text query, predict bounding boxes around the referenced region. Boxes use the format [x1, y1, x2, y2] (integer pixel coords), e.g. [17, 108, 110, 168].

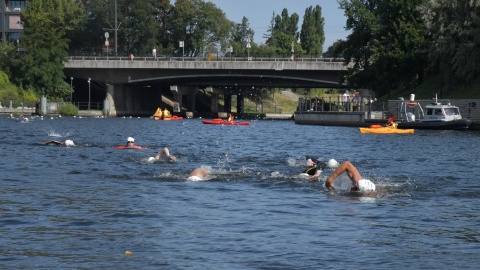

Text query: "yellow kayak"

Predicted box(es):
[359, 127, 414, 134]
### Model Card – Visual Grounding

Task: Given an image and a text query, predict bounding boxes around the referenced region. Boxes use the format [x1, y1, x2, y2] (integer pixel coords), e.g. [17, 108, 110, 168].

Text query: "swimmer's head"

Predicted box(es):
[127, 137, 135, 143]
[327, 159, 339, 168]
[65, 140, 74, 146]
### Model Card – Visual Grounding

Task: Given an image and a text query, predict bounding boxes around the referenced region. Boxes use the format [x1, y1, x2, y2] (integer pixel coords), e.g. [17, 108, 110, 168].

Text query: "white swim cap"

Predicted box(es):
[127, 137, 135, 142]
[357, 179, 376, 192]
[327, 159, 339, 168]
[65, 140, 74, 146]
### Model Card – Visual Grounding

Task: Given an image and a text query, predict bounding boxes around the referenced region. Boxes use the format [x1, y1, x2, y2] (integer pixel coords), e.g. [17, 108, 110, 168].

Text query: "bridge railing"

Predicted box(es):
[67, 55, 345, 63]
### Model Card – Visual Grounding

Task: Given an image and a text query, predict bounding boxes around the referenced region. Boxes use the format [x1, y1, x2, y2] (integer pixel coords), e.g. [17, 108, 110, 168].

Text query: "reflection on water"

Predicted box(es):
[0, 116, 479, 269]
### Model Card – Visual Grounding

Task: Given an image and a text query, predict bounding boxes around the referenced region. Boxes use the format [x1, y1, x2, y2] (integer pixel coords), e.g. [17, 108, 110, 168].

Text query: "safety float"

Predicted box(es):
[115, 145, 149, 149]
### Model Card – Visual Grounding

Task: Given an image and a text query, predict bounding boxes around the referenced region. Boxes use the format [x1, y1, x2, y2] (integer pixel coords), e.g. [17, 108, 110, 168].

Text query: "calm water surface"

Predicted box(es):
[0, 116, 479, 269]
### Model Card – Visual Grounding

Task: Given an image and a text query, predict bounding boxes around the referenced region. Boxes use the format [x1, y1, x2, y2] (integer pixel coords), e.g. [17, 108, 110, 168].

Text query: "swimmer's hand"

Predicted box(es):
[325, 180, 335, 190]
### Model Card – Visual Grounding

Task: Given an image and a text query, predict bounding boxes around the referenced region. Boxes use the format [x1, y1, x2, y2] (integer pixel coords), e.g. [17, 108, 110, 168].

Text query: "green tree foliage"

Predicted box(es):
[338, 0, 428, 97]
[230, 16, 255, 57]
[170, 0, 232, 57]
[265, 9, 300, 55]
[120, 0, 159, 54]
[323, 39, 345, 58]
[153, 0, 173, 53]
[68, 0, 109, 55]
[420, 0, 480, 84]
[300, 5, 325, 57]
[13, 0, 84, 100]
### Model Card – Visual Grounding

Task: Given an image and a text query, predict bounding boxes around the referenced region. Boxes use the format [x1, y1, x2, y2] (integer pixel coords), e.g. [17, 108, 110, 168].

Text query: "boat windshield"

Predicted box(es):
[444, 108, 460, 116]
[427, 108, 444, 115]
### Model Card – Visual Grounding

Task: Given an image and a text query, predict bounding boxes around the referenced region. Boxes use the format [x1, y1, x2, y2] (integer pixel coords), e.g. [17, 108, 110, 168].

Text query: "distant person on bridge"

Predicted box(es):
[152, 47, 156, 59]
[129, 53, 134, 60]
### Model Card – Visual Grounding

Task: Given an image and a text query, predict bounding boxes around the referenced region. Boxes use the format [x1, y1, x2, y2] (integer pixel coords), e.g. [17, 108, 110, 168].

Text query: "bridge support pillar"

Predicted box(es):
[170, 85, 199, 113]
[205, 87, 219, 113]
[106, 84, 117, 117]
[224, 94, 232, 113]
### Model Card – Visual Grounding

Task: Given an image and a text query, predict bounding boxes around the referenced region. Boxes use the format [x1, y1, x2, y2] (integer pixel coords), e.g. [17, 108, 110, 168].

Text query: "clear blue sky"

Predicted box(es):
[207, 0, 349, 50]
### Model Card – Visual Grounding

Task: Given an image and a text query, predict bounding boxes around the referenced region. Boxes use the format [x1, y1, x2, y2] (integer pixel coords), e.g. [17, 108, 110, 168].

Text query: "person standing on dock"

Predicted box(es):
[343, 90, 350, 111]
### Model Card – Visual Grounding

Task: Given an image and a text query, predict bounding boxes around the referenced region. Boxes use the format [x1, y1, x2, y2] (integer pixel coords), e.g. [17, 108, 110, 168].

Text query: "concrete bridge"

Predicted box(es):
[64, 57, 350, 117]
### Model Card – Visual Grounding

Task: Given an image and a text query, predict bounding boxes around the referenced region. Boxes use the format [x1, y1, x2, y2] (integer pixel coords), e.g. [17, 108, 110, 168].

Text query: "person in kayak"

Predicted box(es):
[324, 161, 376, 192]
[385, 116, 398, 128]
[304, 157, 327, 181]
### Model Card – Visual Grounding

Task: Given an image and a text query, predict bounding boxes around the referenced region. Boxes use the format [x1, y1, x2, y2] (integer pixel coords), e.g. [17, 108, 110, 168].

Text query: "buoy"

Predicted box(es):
[125, 251, 133, 256]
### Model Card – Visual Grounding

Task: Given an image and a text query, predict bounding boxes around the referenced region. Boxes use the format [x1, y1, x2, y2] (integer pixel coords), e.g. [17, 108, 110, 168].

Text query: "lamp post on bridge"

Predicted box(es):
[70, 77, 73, 103]
[179, 41, 184, 61]
[246, 37, 251, 61]
[87, 78, 91, 110]
[227, 46, 233, 61]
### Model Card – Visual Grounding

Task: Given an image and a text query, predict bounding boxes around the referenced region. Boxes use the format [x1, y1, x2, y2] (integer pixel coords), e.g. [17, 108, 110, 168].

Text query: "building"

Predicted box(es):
[1, 0, 26, 43]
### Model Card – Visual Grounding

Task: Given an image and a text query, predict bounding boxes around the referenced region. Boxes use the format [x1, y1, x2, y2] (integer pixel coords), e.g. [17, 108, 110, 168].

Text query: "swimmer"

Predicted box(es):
[303, 156, 327, 181]
[187, 168, 209, 181]
[324, 161, 376, 192]
[44, 139, 75, 146]
[116, 137, 147, 149]
[152, 147, 176, 161]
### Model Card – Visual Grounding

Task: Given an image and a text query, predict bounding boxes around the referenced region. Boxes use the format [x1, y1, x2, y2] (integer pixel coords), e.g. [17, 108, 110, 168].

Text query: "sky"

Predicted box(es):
[207, 0, 350, 50]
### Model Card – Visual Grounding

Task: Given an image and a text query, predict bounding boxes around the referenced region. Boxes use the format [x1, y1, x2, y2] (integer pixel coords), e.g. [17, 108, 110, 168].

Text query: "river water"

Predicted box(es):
[1, 116, 479, 269]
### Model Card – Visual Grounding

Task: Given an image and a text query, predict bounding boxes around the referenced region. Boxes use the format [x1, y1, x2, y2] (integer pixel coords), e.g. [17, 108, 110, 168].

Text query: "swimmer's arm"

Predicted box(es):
[308, 171, 321, 181]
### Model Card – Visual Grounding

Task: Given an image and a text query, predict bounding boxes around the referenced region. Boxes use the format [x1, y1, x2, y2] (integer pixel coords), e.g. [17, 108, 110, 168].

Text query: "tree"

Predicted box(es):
[170, 0, 232, 57]
[323, 39, 345, 58]
[420, 0, 480, 84]
[300, 5, 325, 57]
[338, 0, 428, 97]
[230, 16, 255, 57]
[14, 0, 84, 100]
[266, 8, 300, 55]
[120, 0, 159, 55]
[152, 0, 173, 54]
[67, 0, 110, 55]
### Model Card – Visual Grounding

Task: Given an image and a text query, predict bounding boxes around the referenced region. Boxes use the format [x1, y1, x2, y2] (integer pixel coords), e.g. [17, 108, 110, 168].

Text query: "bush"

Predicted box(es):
[58, 103, 79, 116]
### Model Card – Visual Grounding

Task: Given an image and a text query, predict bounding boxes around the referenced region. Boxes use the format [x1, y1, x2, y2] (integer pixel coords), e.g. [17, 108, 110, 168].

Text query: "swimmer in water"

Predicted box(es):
[187, 168, 209, 181]
[44, 140, 75, 146]
[304, 156, 327, 181]
[324, 161, 376, 192]
[154, 147, 176, 161]
[116, 137, 147, 149]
